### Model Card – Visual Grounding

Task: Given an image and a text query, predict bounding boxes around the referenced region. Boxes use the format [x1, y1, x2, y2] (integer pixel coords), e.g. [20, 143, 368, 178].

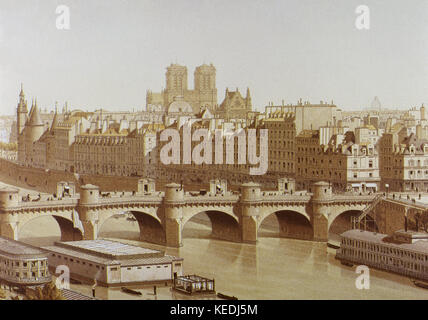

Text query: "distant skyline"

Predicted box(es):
[0, 0, 427, 115]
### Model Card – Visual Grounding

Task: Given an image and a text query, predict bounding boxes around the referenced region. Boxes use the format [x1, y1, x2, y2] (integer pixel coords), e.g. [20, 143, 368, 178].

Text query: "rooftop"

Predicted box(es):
[0, 237, 48, 258]
[341, 229, 428, 254]
[57, 239, 161, 259]
[42, 239, 183, 266]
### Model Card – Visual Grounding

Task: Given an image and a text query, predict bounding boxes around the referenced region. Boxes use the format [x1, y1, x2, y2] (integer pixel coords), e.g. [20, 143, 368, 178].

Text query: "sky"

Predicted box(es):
[0, 0, 427, 115]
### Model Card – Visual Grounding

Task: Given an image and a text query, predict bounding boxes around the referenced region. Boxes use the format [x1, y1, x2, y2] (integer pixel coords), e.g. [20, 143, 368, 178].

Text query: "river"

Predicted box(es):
[17, 213, 428, 300]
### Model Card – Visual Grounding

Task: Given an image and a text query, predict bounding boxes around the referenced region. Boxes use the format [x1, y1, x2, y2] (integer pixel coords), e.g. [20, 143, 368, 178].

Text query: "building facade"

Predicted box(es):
[146, 63, 218, 114]
[43, 240, 183, 286]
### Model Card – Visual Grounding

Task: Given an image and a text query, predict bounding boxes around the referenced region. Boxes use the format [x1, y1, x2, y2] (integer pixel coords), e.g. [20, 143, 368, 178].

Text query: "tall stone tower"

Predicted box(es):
[165, 64, 188, 103]
[17, 84, 28, 164]
[17, 84, 28, 137]
[194, 64, 217, 113]
[245, 87, 252, 110]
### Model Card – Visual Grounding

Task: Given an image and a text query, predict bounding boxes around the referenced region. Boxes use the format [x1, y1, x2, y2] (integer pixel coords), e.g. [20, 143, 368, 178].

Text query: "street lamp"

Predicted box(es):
[385, 183, 389, 197]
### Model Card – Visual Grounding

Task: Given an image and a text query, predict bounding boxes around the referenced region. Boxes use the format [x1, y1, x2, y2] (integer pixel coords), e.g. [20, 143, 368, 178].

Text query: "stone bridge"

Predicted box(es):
[0, 180, 377, 247]
[368, 194, 428, 235]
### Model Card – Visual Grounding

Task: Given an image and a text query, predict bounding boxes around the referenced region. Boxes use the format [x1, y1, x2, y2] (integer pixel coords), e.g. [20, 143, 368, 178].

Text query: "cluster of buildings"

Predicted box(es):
[11, 64, 428, 192]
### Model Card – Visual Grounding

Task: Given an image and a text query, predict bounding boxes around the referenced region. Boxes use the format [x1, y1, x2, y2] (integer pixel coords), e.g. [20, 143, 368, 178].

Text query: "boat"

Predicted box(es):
[412, 280, 428, 290]
[217, 292, 238, 300]
[336, 229, 428, 281]
[121, 287, 142, 296]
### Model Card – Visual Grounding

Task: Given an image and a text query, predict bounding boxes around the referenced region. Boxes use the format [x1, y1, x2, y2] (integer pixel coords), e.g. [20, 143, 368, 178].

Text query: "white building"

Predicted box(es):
[43, 240, 183, 286]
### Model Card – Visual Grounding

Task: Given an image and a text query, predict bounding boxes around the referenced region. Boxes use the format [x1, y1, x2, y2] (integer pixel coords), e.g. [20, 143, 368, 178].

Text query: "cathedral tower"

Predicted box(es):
[193, 63, 217, 113]
[165, 64, 188, 97]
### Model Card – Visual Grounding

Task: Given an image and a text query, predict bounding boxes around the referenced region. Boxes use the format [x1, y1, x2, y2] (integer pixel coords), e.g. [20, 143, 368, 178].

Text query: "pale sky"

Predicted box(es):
[0, 0, 427, 115]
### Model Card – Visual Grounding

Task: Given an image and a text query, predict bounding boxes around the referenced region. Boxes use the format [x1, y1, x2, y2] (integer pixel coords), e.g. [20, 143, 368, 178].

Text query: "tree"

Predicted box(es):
[0, 288, 6, 300]
[25, 281, 64, 300]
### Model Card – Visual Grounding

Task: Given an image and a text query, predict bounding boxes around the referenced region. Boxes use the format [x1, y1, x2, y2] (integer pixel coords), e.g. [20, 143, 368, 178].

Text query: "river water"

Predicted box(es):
[17, 213, 428, 300]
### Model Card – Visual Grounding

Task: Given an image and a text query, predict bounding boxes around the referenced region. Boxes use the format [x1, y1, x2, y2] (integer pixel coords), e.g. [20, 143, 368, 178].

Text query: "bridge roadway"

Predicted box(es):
[0, 181, 378, 247]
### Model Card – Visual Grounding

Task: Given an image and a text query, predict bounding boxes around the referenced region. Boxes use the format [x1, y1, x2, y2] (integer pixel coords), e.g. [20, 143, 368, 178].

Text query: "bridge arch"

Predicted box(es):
[182, 209, 241, 243]
[328, 209, 378, 235]
[258, 209, 313, 240]
[18, 212, 83, 243]
[97, 208, 165, 245]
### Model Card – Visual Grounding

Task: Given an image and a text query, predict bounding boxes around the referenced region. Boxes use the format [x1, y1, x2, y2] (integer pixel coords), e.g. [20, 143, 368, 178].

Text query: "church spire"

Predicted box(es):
[246, 87, 252, 110]
[50, 102, 58, 132]
[19, 83, 24, 98]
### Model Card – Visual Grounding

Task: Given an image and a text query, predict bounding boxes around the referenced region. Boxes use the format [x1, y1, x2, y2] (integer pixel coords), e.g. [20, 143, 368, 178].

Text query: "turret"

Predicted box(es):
[0, 187, 19, 209]
[310, 181, 331, 241]
[16, 83, 28, 136]
[311, 181, 332, 201]
[79, 184, 99, 205]
[240, 182, 261, 203]
[164, 183, 184, 203]
[27, 99, 45, 142]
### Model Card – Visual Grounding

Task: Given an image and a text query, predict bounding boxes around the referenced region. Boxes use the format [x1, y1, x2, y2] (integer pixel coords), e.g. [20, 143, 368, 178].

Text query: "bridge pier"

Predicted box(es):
[80, 220, 98, 240]
[77, 184, 100, 240]
[240, 182, 262, 244]
[241, 215, 258, 244]
[0, 220, 19, 240]
[0, 188, 20, 240]
[310, 182, 331, 242]
[164, 183, 184, 247]
[165, 218, 182, 247]
[311, 211, 329, 241]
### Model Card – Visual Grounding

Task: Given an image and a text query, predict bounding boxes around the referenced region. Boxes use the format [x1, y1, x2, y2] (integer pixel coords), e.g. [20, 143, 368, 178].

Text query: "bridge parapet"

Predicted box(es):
[98, 195, 163, 206]
[183, 193, 239, 204]
[332, 194, 377, 203]
[260, 194, 311, 203]
[18, 197, 79, 209]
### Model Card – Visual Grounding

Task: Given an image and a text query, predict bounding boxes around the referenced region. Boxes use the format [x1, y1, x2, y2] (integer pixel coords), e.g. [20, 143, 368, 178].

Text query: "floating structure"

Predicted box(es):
[0, 236, 51, 287]
[336, 229, 428, 281]
[42, 240, 183, 286]
[173, 274, 215, 295]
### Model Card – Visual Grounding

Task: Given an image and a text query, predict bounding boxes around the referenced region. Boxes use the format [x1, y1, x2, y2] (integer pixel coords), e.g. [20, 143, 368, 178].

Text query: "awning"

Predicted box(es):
[365, 183, 377, 188]
[351, 184, 361, 187]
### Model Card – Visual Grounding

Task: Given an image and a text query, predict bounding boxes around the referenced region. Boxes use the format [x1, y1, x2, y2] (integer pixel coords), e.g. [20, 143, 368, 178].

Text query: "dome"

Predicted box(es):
[168, 96, 193, 114]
